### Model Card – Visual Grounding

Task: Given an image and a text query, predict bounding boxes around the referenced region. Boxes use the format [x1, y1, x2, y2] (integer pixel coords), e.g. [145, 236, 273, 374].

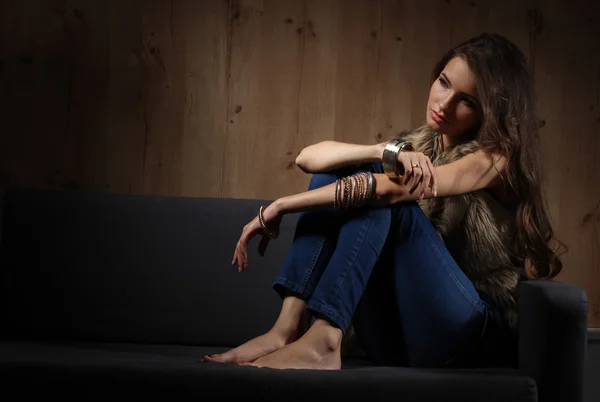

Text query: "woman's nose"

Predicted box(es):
[438, 93, 455, 112]
[438, 100, 448, 113]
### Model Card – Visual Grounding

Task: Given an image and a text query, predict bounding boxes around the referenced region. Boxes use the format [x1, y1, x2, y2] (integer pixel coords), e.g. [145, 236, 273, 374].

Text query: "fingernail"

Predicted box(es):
[433, 190, 437, 197]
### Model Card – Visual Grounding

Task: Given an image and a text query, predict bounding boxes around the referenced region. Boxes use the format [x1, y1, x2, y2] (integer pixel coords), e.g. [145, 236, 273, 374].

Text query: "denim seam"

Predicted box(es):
[420, 214, 483, 310]
[273, 277, 306, 298]
[298, 237, 327, 296]
[330, 209, 373, 306]
[306, 299, 348, 331]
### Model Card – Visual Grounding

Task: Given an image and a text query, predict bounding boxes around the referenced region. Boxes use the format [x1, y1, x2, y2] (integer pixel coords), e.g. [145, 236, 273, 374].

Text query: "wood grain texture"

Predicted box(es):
[223, 0, 306, 200]
[529, 0, 600, 324]
[106, 0, 146, 194]
[291, 0, 342, 194]
[0, 0, 598, 325]
[333, 0, 381, 146]
[180, 0, 230, 198]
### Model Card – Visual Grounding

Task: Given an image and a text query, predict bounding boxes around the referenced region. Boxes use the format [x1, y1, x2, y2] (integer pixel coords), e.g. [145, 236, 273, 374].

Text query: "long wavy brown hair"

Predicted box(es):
[430, 33, 565, 280]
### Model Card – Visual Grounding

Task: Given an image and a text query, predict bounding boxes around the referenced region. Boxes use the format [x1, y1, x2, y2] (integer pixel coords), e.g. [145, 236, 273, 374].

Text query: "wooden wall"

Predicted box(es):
[0, 0, 598, 326]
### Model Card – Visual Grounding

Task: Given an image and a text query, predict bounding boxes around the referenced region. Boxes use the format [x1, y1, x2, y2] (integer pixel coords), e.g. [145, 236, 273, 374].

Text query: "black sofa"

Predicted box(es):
[0, 187, 588, 402]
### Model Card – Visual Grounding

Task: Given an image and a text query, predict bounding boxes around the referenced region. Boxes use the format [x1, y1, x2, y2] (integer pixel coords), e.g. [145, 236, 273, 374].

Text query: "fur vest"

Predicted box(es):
[402, 126, 523, 331]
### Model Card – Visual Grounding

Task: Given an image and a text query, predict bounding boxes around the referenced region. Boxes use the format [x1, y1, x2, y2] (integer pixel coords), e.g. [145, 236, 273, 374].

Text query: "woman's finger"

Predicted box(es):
[238, 232, 248, 271]
[418, 156, 430, 200]
[406, 156, 420, 193]
[399, 154, 412, 185]
[413, 159, 423, 187]
[425, 157, 437, 197]
[235, 241, 241, 259]
[236, 243, 243, 271]
[241, 245, 248, 271]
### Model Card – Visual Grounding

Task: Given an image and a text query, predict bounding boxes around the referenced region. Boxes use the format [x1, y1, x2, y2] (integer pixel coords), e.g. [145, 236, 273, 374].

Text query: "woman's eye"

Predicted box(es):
[462, 98, 475, 108]
[439, 77, 448, 87]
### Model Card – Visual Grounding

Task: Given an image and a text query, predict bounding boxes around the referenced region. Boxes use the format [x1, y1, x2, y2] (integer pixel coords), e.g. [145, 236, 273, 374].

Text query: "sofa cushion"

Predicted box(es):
[0, 188, 298, 346]
[0, 341, 537, 402]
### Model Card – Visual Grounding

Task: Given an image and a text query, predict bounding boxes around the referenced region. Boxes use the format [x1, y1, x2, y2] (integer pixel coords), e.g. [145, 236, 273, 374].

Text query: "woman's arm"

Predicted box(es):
[275, 149, 507, 214]
[372, 149, 508, 203]
[295, 141, 387, 173]
[234, 149, 506, 271]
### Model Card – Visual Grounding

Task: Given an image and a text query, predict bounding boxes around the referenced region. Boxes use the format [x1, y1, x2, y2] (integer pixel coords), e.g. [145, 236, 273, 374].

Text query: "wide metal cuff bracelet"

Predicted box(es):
[382, 140, 414, 177]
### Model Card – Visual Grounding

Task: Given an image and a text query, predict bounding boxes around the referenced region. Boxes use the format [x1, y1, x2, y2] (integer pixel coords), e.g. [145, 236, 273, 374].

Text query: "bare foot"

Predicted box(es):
[243, 318, 343, 370]
[202, 331, 291, 364]
[202, 302, 310, 364]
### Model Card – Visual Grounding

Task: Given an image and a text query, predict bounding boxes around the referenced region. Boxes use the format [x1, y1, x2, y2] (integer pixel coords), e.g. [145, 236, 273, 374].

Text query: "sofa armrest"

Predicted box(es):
[518, 279, 588, 402]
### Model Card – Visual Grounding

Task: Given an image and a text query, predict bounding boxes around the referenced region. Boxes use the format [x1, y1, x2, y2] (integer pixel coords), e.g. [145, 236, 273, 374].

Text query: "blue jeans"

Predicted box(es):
[272, 162, 497, 368]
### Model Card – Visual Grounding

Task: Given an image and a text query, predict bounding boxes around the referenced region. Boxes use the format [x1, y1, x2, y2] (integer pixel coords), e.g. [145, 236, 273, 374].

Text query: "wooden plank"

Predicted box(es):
[107, 0, 187, 196]
[106, 0, 146, 194]
[220, 0, 264, 199]
[223, 0, 306, 200]
[138, 0, 185, 196]
[373, 0, 412, 143]
[291, 0, 343, 193]
[555, 11, 600, 326]
[398, 0, 454, 128]
[179, 0, 230, 198]
[63, 0, 110, 192]
[0, 0, 80, 193]
[528, 0, 600, 326]
[332, 0, 381, 145]
[374, 0, 447, 143]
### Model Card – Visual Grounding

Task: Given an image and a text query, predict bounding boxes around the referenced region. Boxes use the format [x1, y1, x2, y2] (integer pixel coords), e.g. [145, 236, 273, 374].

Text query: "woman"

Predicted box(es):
[202, 33, 563, 370]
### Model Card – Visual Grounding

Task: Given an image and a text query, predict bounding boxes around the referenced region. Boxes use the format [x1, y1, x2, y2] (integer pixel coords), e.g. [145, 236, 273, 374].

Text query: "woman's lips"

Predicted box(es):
[431, 109, 448, 124]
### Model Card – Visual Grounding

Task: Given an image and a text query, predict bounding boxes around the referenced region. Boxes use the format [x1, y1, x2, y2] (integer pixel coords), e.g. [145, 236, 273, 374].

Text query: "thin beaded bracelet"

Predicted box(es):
[343, 176, 351, 211]
[357, 173, 365, 203]
[258, 206, 277, 239]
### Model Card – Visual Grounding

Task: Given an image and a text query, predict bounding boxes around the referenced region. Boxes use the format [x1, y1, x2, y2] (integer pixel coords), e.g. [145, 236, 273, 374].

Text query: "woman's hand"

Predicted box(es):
[397, 151, 437, 198]
[232, 202, 282, 272]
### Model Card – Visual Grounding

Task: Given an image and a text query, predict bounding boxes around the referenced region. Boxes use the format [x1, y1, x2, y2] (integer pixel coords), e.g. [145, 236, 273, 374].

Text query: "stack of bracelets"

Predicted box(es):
[258, 139, 414, 238]
[259, 171, 376, 239]
[333, 171, 375, 212]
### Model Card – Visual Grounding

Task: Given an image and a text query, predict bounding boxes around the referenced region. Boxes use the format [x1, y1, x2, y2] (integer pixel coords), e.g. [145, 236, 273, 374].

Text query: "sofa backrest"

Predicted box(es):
[0, 187, 299, 347]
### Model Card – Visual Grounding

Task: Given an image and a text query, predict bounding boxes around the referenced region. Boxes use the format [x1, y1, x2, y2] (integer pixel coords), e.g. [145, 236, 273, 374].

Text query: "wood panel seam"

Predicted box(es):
[220, 0, 235, 198]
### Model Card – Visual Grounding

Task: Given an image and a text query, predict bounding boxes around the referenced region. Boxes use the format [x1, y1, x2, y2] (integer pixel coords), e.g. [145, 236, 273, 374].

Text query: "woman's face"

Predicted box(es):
[426, 56, 482, 142]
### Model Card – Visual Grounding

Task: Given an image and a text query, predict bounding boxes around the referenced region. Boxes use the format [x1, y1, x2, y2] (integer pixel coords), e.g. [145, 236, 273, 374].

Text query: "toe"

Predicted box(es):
[202, 354, 218, 362]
